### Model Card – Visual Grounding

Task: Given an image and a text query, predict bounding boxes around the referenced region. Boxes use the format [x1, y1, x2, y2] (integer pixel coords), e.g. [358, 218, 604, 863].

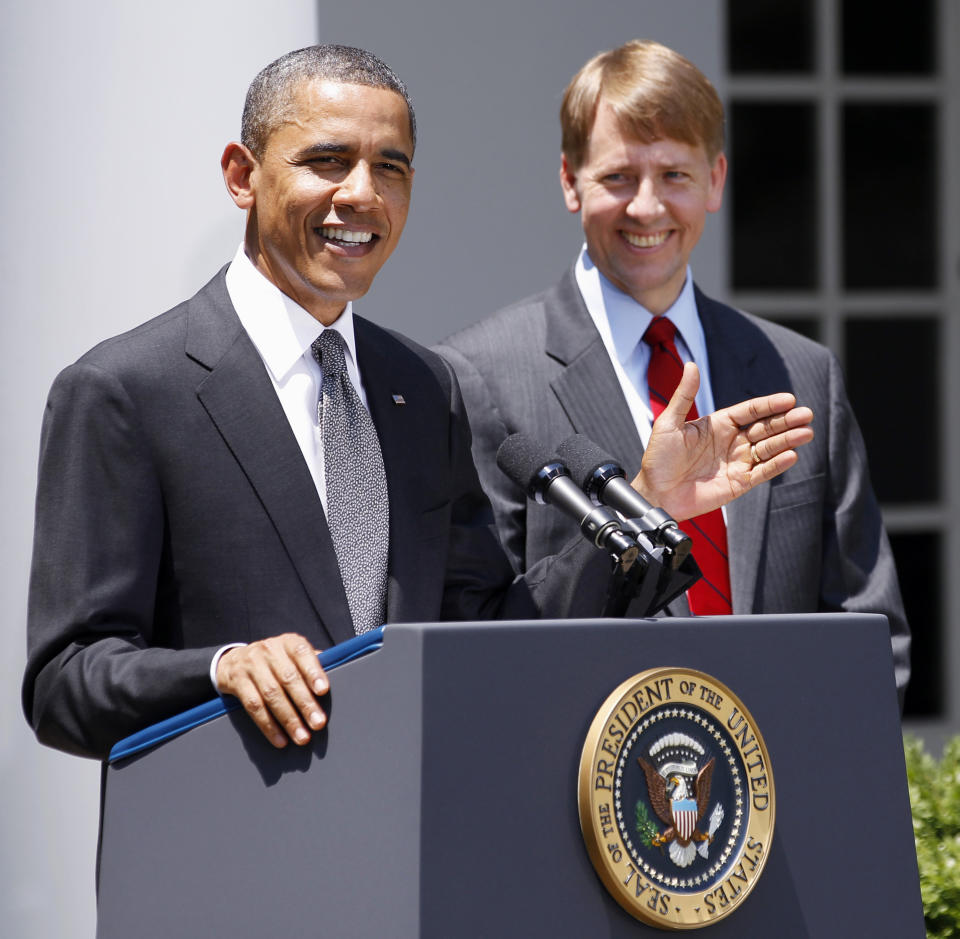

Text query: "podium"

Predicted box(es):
[97, 615, 924, 937]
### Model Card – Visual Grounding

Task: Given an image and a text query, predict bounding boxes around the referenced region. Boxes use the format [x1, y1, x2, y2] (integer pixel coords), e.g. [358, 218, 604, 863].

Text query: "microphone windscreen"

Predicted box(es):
[496, 433, 555, 490]
[557, 434, 618, 488]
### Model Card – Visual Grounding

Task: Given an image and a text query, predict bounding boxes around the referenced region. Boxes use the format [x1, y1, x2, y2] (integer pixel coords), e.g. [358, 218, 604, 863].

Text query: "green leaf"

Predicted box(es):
[905, 734, 960, 937]
[635, 800, 659, 847]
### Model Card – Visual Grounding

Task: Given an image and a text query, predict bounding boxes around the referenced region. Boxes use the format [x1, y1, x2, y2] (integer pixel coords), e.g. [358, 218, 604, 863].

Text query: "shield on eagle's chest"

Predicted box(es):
[671, 798, 698, 841]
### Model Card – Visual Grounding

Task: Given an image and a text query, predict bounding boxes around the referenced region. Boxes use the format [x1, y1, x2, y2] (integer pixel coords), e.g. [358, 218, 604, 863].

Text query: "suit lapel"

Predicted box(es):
[187, 275, 355, 647]
[355, 320, 438, 624]
[545, 271, 682, 614]
[545, 272, 646, 476]
[697, 289, 771, 614]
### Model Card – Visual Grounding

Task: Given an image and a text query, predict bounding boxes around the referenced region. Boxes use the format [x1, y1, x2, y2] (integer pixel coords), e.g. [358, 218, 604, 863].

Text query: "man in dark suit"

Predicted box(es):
[23, 45, 814, 762]
[437, 39, 910, 700]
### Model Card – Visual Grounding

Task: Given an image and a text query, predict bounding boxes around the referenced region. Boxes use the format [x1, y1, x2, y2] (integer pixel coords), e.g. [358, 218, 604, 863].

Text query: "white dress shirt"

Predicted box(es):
[225, 243, 370, 512]
[574, 244, 716, 450]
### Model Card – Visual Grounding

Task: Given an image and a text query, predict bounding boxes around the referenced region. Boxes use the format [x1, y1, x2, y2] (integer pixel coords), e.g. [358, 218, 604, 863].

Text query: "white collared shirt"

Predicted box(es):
[574, 245, 716, 450]
[225, 243, 369, 512]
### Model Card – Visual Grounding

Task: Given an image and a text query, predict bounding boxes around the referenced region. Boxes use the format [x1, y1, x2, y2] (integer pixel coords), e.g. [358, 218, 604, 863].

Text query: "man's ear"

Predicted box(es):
[705, 152, 728, 214]
[221, 142, 258, 210]
[559, 153, 582, 214]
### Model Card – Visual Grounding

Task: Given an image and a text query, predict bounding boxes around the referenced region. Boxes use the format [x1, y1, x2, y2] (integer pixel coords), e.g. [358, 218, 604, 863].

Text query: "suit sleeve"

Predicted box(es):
[435, 355, 613, 623]
[433, 343, 529, 572]
[819, 353, 911, 701]
[22, 363, 215, 760]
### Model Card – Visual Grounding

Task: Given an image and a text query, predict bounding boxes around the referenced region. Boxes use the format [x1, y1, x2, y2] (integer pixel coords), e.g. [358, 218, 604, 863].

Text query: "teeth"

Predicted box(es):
[623, 231, 668, 248]
[318, 227, 374, 244]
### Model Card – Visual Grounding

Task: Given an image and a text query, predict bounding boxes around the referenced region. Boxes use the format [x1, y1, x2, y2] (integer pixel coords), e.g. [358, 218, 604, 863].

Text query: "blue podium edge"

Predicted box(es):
[108, 627, 386, 763]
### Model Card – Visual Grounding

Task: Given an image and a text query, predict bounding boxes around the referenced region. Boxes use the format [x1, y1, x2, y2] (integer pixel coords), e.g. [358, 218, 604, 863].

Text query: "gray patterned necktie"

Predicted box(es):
[311, 329, 389, 634]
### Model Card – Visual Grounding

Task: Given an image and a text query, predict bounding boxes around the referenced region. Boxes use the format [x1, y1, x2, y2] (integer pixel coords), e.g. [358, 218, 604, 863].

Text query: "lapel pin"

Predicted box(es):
[392, 394, 406, 406]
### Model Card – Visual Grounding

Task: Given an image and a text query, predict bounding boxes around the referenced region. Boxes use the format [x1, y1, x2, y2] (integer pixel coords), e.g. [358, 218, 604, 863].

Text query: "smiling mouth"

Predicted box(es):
[622, 230, 669, 248]
[316, 226, 378, 247]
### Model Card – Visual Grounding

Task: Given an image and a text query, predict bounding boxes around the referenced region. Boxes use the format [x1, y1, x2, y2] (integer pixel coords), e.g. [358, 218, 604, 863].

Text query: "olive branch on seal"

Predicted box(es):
[635, 801, 659, 847]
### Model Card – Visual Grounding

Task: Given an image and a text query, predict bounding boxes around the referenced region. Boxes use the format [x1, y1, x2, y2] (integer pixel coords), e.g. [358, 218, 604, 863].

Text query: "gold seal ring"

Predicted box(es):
[750, 443, 761, 465]
[578, 667, 775, 929]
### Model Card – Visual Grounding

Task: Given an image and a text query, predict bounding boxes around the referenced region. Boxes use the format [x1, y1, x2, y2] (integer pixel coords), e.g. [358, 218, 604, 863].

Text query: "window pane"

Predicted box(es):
[844, 317, 939, 502]
[891, 531, 943, 718]
[843, 104, 937, 289]
[764, 316, 821, 343]
[728, 0, 814, 73]
[731, 103, 818, 289]
[841, 0, 936, 75]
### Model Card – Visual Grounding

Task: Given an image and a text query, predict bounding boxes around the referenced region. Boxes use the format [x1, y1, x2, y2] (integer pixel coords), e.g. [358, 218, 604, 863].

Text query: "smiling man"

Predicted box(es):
[24, 45, 543, 759]
[437, 39, 910, 702]
[23, 44, 816, 763]
[225, 76, 414, 322]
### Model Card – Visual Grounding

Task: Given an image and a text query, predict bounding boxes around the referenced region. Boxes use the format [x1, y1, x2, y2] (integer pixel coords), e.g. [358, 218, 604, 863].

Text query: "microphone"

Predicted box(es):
[556, 434, 692, 567]
[496, 433, 640, 564]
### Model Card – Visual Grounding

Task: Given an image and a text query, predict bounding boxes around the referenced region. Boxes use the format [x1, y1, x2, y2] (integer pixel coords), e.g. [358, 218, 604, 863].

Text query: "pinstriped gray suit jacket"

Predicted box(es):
[436, 270, 910, 698]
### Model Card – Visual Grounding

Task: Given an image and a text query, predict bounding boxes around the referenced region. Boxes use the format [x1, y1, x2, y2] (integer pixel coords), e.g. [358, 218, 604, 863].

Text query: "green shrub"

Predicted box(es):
[905, 735, 960, 938]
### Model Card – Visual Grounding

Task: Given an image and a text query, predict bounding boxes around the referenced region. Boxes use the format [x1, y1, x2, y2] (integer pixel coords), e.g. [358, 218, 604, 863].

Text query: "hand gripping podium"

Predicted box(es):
[97, 615, 923, 937]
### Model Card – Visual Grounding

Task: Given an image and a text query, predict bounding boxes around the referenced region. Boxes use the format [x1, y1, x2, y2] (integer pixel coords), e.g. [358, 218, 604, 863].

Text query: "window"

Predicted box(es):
[727, 0, 955, 721]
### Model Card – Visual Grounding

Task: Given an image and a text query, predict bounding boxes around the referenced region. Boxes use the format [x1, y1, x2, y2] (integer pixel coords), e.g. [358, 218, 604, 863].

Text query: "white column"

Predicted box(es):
[0, 4, 315, 935]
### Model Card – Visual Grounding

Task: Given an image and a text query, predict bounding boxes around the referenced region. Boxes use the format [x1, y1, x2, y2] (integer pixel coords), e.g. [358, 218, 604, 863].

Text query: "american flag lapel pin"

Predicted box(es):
[392, 394, 406, 406]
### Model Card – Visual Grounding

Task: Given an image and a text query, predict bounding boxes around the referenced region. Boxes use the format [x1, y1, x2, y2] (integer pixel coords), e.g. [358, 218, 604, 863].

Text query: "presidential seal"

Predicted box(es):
[577, 668, 774, 929]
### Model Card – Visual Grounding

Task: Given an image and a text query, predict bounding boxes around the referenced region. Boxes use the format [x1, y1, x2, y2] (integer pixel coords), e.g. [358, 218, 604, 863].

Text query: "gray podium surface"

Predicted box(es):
[97, 615, 923, 937]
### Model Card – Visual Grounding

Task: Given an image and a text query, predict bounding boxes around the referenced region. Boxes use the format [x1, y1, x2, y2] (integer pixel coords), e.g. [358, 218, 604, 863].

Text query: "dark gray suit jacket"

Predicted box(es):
[23, 270, 609, 760]
[436, 271, 910, 697]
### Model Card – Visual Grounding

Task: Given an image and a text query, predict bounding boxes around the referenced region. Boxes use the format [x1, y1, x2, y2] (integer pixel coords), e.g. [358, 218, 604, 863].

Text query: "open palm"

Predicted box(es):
[634, 362, 814, 521]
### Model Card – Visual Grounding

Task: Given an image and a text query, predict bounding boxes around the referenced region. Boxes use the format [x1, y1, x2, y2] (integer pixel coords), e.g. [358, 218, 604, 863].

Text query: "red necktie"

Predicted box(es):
[642, 316, 732, 615]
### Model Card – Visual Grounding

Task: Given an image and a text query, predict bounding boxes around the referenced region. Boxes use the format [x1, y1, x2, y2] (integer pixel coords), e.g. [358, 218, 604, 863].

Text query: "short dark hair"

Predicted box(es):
[561, 39, 724, 169]
[241, 44, 417, 159]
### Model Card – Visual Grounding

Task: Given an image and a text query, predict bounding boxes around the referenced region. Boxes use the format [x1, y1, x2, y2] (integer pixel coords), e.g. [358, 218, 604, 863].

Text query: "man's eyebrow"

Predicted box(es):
[296, 142, 350, 159]
[380, 148, 411, 168]
[294, 142, 411, 168]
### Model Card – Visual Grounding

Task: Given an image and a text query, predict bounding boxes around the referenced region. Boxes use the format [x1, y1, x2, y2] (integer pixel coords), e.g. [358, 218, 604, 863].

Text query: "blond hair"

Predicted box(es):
[561, 39, 724, 169]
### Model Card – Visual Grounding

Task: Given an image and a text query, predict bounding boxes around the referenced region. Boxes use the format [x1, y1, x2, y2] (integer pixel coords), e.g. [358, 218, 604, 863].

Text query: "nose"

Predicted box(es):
[332, 161, 378, 211]
[627, 177, 664, 221]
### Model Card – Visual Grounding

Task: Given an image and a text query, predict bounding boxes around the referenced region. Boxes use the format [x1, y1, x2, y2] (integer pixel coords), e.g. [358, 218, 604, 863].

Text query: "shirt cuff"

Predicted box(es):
[209, 643, 247, 693]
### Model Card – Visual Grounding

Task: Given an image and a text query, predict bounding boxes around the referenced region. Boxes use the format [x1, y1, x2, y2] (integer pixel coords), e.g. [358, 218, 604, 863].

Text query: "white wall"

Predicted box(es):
[0, 2, 722, 934]
[0, 4, 317, 935]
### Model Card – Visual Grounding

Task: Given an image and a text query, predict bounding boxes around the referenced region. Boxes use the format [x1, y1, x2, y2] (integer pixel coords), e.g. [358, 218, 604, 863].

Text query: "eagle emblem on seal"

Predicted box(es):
[638, 732, 725, 868]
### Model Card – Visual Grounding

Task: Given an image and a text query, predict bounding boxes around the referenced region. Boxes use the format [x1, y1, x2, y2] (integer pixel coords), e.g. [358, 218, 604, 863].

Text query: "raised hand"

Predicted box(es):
[633, 362, 814, 521]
